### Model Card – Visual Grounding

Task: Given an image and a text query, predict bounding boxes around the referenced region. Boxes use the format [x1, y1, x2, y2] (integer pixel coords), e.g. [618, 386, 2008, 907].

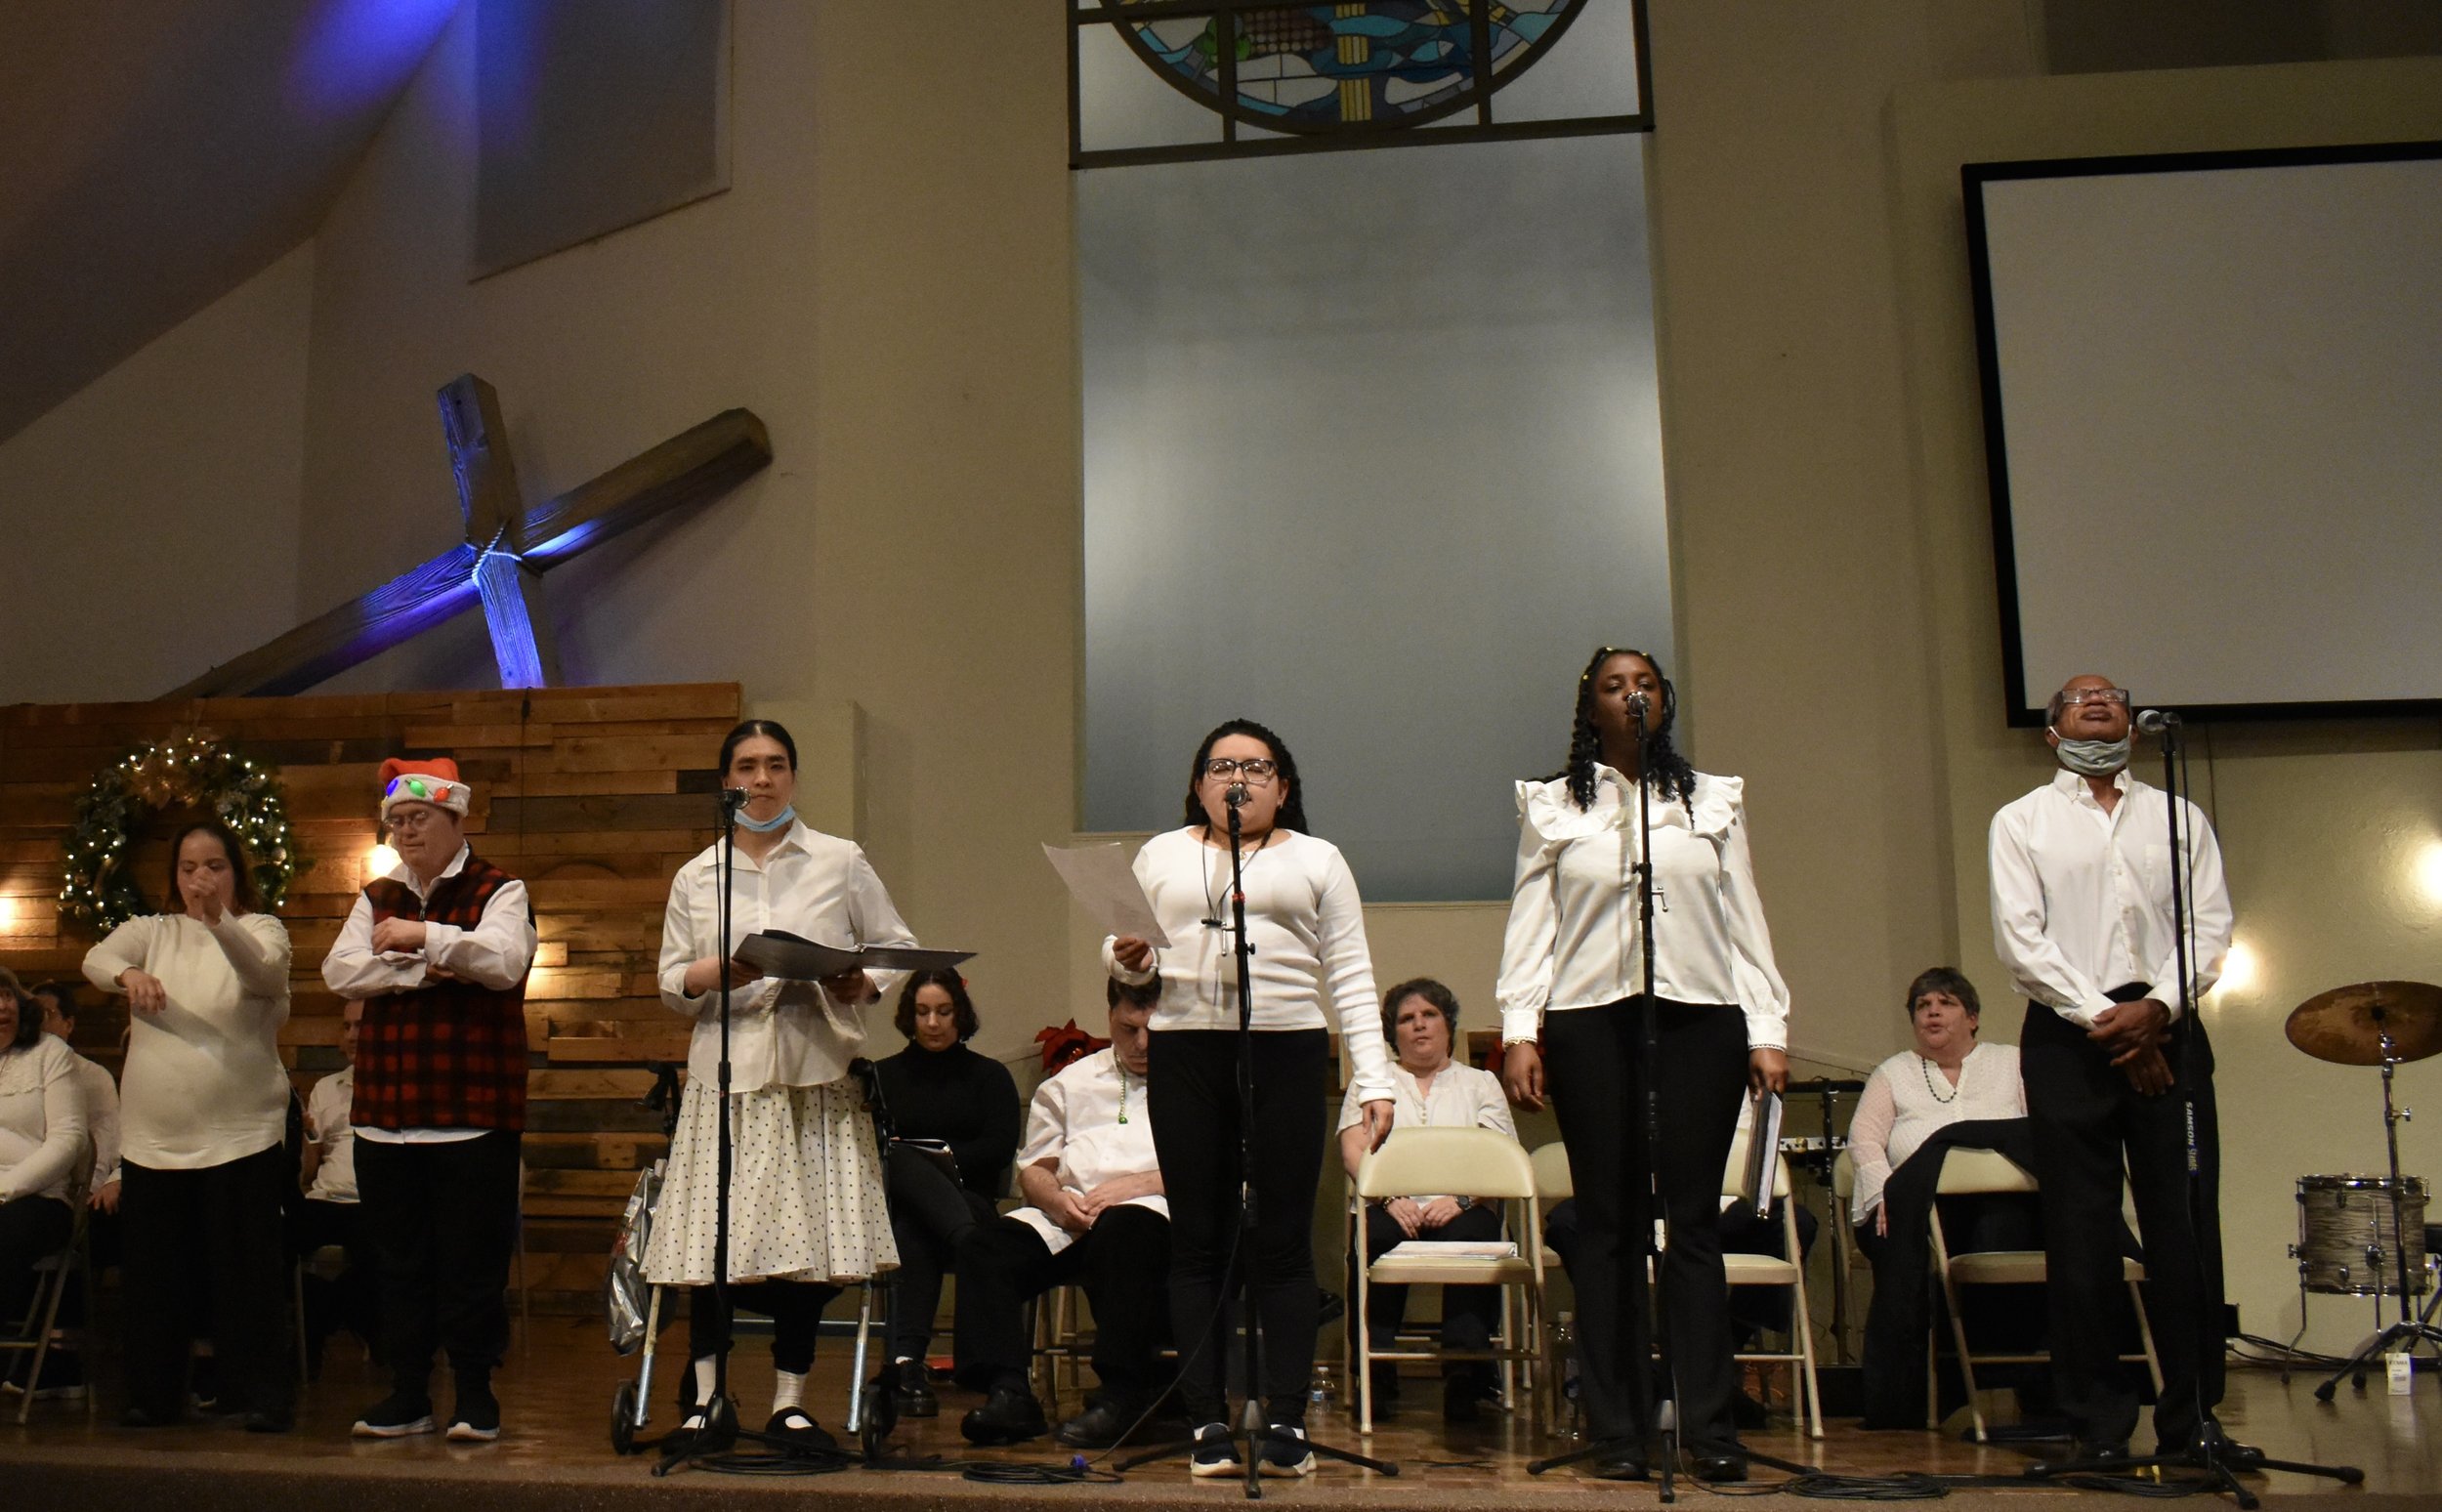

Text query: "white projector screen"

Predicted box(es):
[1964, 142, 2442, 726]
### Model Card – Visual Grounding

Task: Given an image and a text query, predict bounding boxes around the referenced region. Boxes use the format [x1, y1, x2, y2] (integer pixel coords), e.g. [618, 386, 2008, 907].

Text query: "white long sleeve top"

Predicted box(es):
[1009, 1047, 1166, 1256]
[656, 822, 918, 1094]
[83, 910, 291, 1169]
[1989, 769, 2232, 1029]
[0, 1036, 88, 1203]
[304, 1065, 358, 1202]
[321, 843, 535, 1145]
[1496, 768, 1791, 1052]
[1101, 827, 1395, 1106]
[65, 1050, 119, 1190]
[1845, 1041, 2025, 1225]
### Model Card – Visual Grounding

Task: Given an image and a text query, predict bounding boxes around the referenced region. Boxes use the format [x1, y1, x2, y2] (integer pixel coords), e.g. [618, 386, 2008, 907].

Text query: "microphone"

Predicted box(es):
[721, 786, 751, 811]
[1627, 692, 1650, 719]
[1225, 782, 1250, 809]
[2135, 708, 2180, 735]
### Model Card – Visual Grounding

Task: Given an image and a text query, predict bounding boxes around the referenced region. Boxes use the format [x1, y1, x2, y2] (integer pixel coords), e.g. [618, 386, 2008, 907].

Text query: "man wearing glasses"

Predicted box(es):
[1988, 675, 2242, 1466]
[322, 758, 536, 1445]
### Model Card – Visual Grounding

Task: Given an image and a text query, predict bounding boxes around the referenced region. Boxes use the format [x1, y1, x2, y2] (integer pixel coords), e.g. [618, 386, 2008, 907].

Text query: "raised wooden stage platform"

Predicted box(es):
[6, 1324, 2431, 1511]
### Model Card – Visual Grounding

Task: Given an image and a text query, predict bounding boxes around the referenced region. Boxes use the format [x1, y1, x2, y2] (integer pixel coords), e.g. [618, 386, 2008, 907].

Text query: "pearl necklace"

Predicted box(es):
[1919, 1054, 1963, 1105]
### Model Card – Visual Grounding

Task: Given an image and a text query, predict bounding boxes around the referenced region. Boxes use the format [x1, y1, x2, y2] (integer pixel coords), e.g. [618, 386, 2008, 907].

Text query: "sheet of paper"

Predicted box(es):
[1381, 1239, 1519, 1260]
[1042, 842, 1171, 947]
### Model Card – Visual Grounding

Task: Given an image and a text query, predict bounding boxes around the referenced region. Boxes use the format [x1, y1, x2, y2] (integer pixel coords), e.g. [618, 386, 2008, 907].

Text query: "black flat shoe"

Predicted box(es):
[1691, 1451, 1749, 1483]
[1591, 1444, 1651, 1481]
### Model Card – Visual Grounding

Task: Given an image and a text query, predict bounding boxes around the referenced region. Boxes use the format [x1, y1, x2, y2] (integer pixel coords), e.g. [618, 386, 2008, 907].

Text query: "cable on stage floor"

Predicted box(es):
[961, 1458, 1126, 1486]
[1696, 1471, 1953, 1499]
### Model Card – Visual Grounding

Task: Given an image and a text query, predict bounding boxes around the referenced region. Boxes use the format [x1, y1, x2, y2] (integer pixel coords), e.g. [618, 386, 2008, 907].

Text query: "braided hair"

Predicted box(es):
[1180, 718, 1313, 836]
[1553, 646, 1698, 813]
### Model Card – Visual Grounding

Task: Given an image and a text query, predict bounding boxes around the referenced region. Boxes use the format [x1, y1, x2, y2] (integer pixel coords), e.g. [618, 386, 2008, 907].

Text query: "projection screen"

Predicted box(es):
[1963, 141, 2442, 726]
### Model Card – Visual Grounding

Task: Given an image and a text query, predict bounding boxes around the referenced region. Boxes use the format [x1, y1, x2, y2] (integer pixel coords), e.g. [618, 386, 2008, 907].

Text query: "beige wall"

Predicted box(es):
[286, 2, 1082, 1049]
[0, 241, 312, 701]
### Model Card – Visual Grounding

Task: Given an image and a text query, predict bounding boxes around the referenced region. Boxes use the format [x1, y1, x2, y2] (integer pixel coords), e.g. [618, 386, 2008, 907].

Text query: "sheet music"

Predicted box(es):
[733, 931, 974, 982]
[1381, 1239, 1518, 1261]
[1042, 842, 1172, 947]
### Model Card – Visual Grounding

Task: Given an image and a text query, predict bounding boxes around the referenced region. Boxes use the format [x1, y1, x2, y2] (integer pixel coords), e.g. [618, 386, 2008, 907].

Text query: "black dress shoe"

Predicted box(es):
[960, 1383, 1049, 1446]
[1690, 1450, 1750, 1483]
[1591, 1443, 1651, 1481]
[1056, 1397, 1142, 1449]
[2070, 1439, 2132, 1464]
[891, 1358, 938, 1419]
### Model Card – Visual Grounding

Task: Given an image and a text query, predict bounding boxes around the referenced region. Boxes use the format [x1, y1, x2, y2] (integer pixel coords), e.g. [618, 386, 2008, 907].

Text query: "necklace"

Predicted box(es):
[1199, 828, 1270, 929]
[1919, 1054, 1962, 1105]
[1116, 1064, 1131, 1124]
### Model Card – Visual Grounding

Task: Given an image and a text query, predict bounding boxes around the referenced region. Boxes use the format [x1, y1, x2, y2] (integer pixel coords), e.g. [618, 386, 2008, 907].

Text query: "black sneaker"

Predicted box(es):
[960, 1383, 1049, 1446]
[891, 1357, 938, 1418]
[1259, 1420, 1316, 1478]
[446, 1379, 501, 1443]
[765, 1407, 838, 1451]
[1190, 1421, 1240, 1478]
[353, 1389, 438, 1439]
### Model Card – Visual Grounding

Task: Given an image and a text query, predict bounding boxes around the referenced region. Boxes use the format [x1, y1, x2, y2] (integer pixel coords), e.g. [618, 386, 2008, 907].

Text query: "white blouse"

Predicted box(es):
[1496, 767, 1791, 1052]
[1103, 827, 1394, 1105]
[656, 821, 918, 1095]
[0, 1036, 88, 1204]
[83, 911, 292, 1169]
[1009, 1047, 1166, 1256]
[68, 1051, 119, 1190]
[1846, 1040, 2026, 1225]
[304, 1066, 358, 1203]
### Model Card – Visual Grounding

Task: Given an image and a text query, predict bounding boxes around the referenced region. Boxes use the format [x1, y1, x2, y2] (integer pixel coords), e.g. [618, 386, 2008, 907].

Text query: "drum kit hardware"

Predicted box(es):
[2281, 981, 2442, 1400]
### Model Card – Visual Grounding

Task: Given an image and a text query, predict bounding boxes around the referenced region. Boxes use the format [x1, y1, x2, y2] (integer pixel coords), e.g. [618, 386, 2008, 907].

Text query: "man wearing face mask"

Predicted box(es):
[1988, 675, 2241, 1467]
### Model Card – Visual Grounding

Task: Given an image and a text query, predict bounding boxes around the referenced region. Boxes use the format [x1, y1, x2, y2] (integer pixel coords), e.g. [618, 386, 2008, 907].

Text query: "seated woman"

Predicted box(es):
[872, 969, 1020, 1417]
[0, 967, 89, 1350]
[1339, 978, 1518, 1424]
[1851, 967, 2045, 1428]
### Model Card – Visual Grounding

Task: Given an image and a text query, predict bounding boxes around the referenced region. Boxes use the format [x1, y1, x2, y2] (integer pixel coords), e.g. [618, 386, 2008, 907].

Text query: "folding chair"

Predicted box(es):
[1721, 1130, 1825, 1438]
[1927, 1149, 2163, 1440]
[1530, 1141, 1577, 1434]
[5, 1197, 94, 1424]
[1348, 1127, 1545, 1435]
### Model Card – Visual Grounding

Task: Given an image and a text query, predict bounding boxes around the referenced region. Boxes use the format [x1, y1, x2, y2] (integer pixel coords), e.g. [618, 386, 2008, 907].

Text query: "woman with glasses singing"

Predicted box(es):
[1495, 648, 1790, 1484]
[1105, 719, 1396, 1478]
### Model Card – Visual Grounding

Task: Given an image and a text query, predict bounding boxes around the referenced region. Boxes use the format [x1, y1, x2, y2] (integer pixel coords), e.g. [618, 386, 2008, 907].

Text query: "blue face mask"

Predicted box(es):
[2052, 733, 2130, 777]
[737, 803, 797, 833]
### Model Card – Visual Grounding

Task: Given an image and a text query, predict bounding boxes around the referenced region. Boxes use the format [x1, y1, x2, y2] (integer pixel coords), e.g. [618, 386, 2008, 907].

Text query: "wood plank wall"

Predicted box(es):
[0, 683, 741, 1313]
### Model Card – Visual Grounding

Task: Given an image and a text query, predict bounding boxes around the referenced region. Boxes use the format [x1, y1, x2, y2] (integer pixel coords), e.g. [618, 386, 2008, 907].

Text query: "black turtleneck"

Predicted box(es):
[873, 1040, 1022, 1199]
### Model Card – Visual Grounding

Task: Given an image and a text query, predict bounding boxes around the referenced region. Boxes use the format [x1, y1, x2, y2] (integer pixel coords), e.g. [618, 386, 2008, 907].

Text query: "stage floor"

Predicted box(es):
[6, 1323, 2434, 1510]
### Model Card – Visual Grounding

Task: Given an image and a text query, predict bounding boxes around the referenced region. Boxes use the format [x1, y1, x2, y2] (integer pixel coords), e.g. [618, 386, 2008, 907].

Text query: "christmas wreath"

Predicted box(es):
[59, 732, 302, 932]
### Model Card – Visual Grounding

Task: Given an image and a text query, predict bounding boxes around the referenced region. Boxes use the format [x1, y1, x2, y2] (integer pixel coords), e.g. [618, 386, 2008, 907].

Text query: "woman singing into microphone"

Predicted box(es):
[1497, 648, 1790, 1483]
[1106, 719, 1395, 1478]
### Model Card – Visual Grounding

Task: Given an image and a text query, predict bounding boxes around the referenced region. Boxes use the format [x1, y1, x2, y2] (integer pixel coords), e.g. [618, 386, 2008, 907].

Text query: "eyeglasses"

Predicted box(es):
[386, 808, 447, 831]
[1202, 757, 1278, 782]
[2059, 688, 2130, 708]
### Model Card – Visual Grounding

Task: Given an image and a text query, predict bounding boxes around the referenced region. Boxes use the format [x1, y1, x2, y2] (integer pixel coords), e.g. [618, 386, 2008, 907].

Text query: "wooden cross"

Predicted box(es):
[165, 375, 771, 697]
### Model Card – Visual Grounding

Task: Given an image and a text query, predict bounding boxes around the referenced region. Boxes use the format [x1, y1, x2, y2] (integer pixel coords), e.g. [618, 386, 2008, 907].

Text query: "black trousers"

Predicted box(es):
[356, 1130, 521, 1393]
[295, 1197, 379, 1357]
[2021, 999, 2223, 1447]
[1146, 1028, 1328, 1424]
[954, 1203, 1171, 1401]
[1350, 1201, 1503, 1373]
[0, 1194, 73, 1326]
[1540, 998, 1750, 1451]
[885, 1145, 997, 1362]
[120, 1143, 294, 1418]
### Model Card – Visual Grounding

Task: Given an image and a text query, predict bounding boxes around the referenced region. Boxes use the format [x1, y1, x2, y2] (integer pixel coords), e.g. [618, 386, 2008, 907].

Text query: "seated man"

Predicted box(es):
[954, 977, 1168, 1449]
[298, 1000, 378, 1371]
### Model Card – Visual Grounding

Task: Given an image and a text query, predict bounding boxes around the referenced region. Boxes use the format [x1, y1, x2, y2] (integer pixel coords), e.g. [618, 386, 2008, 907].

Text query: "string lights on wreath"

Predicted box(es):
[58, 731, 303, 932]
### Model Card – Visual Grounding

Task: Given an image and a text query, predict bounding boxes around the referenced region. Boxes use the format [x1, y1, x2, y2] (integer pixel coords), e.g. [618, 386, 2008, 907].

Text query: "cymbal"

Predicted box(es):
[2286, 981, 2442, 1067]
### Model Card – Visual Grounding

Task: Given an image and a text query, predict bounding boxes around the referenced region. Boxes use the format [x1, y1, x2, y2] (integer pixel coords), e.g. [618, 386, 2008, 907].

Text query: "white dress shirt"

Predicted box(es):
[1009, 1047, 1166, 1256]
[85, 911, 292, 1168]
[1989, 769, 2232, 1028]
[0, 1036, 88, 1203]
[1496, 768, 1791, 1052]
[1336, 1058, 1517, 1206]
[656, 821, 918, 1094]
[1103, 827, 1395, 1105]
[304, 1065, 358, 1202]
[322, 843, 536, 1144]
[1846, 1041, 2026, 1225]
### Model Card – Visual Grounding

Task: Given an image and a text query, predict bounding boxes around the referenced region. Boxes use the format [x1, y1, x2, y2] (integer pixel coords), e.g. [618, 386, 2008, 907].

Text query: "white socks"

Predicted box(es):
[772, 1369, 807, 1418]
[685, 1356, 718, 1428]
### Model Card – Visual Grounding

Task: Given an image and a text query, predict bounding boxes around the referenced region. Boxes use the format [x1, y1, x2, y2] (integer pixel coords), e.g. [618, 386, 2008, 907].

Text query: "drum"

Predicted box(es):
[2294, 1175, 2430, 1296]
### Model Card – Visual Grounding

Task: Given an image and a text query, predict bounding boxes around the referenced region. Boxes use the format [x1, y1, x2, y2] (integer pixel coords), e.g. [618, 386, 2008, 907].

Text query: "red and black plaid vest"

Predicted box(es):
[353, 854, 530, 1133]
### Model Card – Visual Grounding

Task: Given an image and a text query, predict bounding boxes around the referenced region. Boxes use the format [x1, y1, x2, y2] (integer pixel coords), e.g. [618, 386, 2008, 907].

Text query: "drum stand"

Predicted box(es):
[2313, 1032, 2441, 1401]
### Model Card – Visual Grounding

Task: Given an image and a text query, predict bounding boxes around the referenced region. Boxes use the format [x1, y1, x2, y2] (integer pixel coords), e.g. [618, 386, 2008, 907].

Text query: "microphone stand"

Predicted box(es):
[1120, 787, 1397, 1497]
[2029, 716, 2359, 1503]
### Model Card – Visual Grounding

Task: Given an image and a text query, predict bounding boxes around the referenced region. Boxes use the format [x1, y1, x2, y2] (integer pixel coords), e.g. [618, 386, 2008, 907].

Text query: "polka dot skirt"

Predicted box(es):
[643, 1077, 901, 1286]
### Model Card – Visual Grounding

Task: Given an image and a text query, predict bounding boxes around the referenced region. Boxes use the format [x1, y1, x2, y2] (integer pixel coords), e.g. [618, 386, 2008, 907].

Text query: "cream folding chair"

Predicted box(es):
[1529, 1141, 1576, 1433]
[1928, 1149, 2164, 1441]
[1829, 1150, 1872, 1362]
[1721, 1129, 1825, 1438]
[1348, 1127, 1545, 1435]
